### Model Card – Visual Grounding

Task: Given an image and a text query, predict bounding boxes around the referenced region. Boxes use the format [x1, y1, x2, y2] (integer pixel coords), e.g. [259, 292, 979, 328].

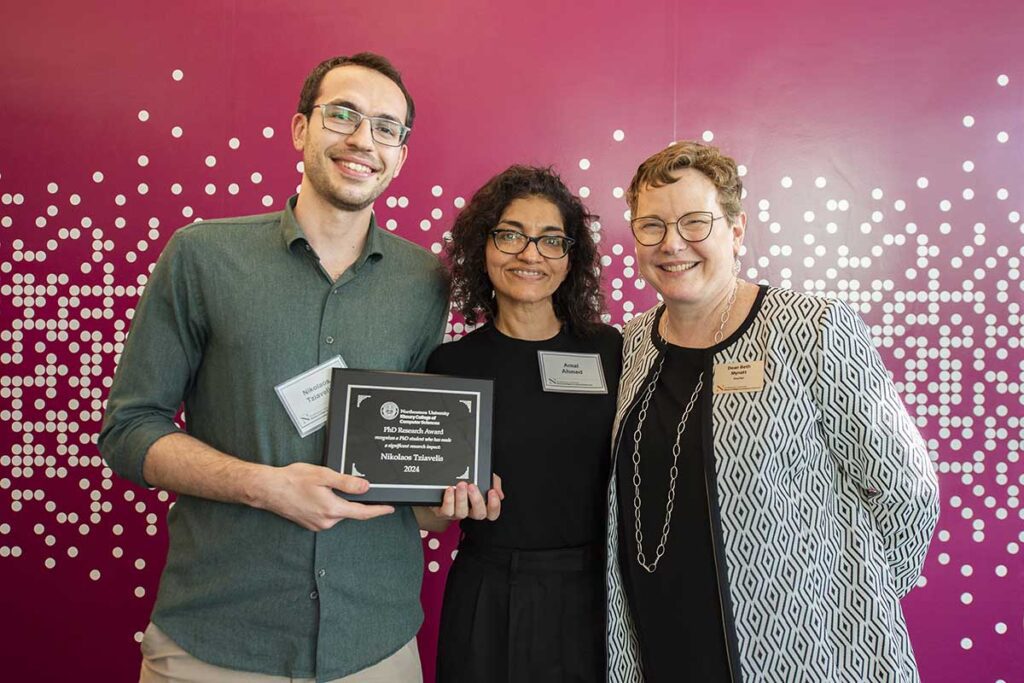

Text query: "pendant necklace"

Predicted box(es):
[631, 280, 738, 573]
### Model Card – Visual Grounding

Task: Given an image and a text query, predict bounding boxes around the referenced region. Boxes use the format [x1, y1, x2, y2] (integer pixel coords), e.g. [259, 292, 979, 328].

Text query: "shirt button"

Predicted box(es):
[325, 336, 335, 345]
[318, 569, 326, 578]
[309, 590, 319, 600]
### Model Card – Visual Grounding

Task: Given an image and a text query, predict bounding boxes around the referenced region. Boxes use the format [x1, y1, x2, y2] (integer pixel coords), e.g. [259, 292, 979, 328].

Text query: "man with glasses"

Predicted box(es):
[100, 53, 495, 682]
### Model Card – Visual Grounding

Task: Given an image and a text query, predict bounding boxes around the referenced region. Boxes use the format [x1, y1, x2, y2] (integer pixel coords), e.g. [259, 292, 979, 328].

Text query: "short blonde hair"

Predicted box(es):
[626, 140, 743, 220]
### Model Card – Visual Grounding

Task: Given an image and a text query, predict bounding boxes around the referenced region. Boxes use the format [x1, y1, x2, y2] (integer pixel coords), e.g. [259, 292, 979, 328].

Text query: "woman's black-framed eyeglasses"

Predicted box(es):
[630, 211, 724, 246]
[488, 229, 575, 259]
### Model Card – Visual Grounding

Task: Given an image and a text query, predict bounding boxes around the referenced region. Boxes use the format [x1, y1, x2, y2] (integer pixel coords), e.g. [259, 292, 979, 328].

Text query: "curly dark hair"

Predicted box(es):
[445, 165, 605, 335]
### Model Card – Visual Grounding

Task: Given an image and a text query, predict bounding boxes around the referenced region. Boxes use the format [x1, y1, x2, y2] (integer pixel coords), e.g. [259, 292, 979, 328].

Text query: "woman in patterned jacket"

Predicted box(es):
[606, 140, 939, 682]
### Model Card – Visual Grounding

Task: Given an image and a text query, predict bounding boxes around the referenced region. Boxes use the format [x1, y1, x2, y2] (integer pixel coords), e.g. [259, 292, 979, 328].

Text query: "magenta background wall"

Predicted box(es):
[1, 1, 1021, 680]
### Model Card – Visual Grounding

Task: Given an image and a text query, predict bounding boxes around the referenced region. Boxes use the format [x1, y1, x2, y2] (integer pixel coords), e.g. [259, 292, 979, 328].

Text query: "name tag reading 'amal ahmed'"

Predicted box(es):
[713, 360, 766, 394]
[537, 351, 608, 394]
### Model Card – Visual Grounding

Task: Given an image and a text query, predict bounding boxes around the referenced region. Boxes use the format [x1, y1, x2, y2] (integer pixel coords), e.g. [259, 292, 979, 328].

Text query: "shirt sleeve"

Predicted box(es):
[98, 229, 208, 487]
[815, 298, 940, 597]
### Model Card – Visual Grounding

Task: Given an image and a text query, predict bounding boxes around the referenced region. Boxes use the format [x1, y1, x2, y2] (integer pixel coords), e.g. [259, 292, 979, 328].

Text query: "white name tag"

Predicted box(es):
[275, 355, 347, 437]
[712, 359, 766, 394]
[537, 351, 608, 394]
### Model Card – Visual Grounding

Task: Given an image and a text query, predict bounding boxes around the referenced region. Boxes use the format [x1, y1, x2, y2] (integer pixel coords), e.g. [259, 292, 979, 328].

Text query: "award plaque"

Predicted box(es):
[322, 369, 494, 504]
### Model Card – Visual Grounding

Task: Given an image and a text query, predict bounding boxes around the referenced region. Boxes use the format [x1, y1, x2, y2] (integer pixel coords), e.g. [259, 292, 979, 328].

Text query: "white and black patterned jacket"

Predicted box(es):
[606, 287, 939, 683]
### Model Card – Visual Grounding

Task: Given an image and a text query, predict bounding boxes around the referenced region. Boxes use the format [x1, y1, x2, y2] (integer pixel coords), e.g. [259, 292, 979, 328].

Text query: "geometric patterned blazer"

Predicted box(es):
[606, 287, 940, 682]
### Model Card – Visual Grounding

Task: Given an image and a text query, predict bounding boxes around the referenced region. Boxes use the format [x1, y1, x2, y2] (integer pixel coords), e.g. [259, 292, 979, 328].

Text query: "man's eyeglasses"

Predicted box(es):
[630, 211, 724, 246]
[488, 229, 575, 259]
[312, 104, 410, 147]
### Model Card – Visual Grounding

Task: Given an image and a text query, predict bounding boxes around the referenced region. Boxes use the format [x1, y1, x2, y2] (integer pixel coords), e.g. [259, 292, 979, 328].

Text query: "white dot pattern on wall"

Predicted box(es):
[0, 66, 1019, 676]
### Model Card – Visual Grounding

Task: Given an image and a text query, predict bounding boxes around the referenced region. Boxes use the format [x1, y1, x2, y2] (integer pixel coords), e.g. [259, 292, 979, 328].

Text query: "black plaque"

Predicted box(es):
[322, 368, 494, 504]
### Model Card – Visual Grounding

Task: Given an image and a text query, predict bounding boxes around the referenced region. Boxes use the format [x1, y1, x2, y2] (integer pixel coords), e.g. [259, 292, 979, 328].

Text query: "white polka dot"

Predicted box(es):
[962, 160, 974, 172]
[431, 185, 443, 197]
[420, 219, 431, 231]
[134, 586, 146, 598]
[228, 183, 239, 195]
[997, 74, 1009, 86]
[613, 129, 625, 141]
[171, 126, 183, 138]
[138, 110, 150, 122]
[962, 115, 975, 128]
[89, 569, 101, 580]
[803, 211, 815, 223]
[612, 187, 624, 199]
[960, 592, 973, 604]
[137, 155, 149, 167]
[579, 187, 590, 198]
[963, 188, 974, 200]
[996, 131, 1009, 143]
[261, 195, 274, 207]
[780, 176, 793, 189]
[397, 196, 409, 208]
[814, 177, 827, 189]
[92, 171, 104, 183]
[960, 638, 972, 650]
[737, 164, 747, 177]
[205, 183, 216, 195]
[228, 137, 240, 149]
[262, 127, 274, 139]
[171, 69, 184, 81]
[251, 172, 262, 184]
[205, 155, 217, 168]
[170, 183, 182, 195]
[578, 158, 590, 170]
[454, 197, 465, 209]
[702, 130, 714, 142]
[916, 177, 928, 189]
[431, 208, 443, 220]
[427, 561, 440, 573]
[939, 200, 952, 212]
[995, 622, 1007, 634]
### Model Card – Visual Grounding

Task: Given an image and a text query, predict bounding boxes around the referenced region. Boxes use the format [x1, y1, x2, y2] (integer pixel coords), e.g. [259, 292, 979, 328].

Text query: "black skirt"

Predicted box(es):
[436, 540, 606, 683]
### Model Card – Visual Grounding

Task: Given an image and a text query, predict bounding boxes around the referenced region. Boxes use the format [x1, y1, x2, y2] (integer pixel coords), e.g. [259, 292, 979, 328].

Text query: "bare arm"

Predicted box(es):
[144, 432, 394, 531]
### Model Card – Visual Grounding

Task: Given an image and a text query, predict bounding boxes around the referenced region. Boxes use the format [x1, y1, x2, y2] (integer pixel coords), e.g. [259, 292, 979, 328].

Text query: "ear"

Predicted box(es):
[392, 143, 409, 178]
[731, 211, 747, 256]
[291, 112, 309, 152]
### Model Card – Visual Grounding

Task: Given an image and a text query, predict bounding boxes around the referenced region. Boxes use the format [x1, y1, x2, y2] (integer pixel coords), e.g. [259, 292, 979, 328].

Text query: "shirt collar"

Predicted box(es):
[280, 194, 386, 267]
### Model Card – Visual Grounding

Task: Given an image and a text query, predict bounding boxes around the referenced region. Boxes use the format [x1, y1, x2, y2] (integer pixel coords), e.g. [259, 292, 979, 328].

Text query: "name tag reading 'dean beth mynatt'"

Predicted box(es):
[712, 359, 766, 394]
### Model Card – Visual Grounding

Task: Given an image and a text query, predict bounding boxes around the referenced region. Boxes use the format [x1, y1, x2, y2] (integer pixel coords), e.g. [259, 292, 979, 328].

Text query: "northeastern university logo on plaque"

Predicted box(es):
[380, 401, 400, 420]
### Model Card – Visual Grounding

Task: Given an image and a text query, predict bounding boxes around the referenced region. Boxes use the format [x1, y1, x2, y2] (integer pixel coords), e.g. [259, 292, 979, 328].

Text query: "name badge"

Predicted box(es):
[713, 360, 766, 394]
[537, 351, 608, 394]
[275, 355, 347, 437]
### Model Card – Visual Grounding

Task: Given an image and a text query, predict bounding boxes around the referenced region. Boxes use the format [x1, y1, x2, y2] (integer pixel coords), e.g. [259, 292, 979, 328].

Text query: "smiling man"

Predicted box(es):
[99, 54, 475, 682]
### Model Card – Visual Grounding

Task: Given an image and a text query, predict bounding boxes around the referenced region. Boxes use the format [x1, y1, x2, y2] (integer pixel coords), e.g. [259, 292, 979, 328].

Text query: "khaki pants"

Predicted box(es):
[139, 623, 422, 683]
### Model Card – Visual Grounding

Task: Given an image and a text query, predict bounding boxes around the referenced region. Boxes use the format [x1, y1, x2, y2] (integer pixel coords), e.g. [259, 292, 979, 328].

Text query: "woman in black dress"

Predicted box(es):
[428, 166, 621, 682]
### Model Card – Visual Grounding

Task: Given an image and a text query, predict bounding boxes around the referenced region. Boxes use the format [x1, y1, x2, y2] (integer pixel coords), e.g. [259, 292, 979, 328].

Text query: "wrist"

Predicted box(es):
[241, 462, 275, 510]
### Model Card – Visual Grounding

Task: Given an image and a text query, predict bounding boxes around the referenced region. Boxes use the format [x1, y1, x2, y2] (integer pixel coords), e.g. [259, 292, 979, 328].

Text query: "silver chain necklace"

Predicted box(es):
[631, 280, 739, 573]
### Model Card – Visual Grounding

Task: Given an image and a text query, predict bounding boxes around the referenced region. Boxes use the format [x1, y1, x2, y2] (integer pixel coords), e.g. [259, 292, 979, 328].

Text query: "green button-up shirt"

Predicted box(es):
[99, 196, 448, 680]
